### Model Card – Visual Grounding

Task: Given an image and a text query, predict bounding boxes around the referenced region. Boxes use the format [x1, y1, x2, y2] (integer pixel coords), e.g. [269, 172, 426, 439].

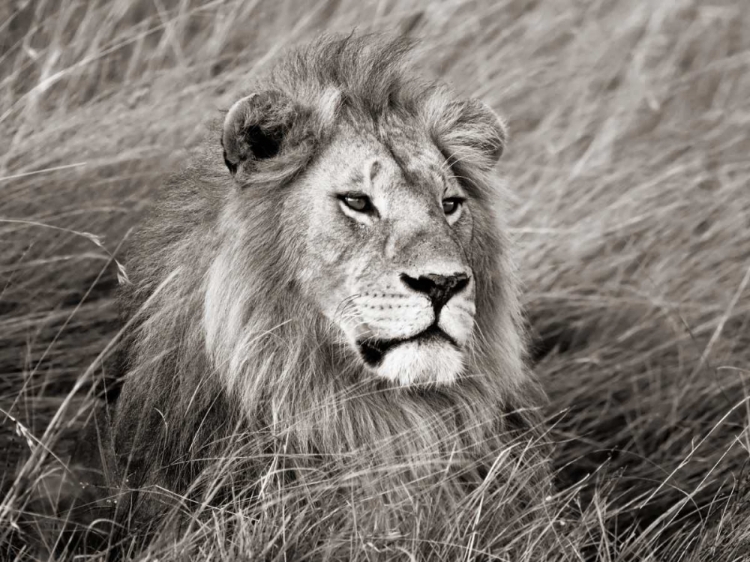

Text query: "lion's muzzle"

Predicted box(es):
[346, 266, 476, 386]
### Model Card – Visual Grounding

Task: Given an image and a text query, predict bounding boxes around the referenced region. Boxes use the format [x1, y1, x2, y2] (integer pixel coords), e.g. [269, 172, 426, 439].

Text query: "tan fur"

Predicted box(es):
[110, 33, 549, 540]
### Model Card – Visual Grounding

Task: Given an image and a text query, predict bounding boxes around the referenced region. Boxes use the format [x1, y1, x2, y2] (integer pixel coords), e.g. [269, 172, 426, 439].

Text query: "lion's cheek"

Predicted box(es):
[295, 240, 356, 312]
[439, 300, 476, 347]
[355, 299, 433, 341]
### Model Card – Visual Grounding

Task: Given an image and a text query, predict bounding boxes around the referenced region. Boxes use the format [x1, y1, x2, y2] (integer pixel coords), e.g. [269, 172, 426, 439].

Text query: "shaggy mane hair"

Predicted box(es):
[107, 33, 550, 542]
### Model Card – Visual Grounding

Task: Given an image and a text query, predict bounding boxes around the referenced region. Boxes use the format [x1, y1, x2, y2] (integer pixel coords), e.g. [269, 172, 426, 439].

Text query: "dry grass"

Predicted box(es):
[1, 0, 749, 560]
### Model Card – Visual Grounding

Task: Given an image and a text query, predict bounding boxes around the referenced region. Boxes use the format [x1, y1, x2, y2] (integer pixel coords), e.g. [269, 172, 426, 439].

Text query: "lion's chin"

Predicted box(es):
[374, 340, 464, 386]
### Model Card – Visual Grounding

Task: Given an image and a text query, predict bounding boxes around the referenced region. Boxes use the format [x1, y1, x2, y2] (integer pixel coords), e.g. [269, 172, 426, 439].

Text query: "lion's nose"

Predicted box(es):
[400, 272, 470, 314]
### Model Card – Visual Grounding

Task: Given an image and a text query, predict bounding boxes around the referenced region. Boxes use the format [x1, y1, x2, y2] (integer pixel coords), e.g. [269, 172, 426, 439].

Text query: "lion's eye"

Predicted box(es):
[442, 198, 463, 215]
[340, 194, 373, 213]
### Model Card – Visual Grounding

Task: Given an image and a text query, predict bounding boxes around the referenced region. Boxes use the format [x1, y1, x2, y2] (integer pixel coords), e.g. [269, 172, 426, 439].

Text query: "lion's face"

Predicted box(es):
[291, 122, 477, 385]
[221, 77, 507, 387]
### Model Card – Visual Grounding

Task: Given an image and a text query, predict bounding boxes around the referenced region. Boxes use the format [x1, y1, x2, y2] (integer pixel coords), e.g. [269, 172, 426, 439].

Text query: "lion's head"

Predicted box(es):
[220, 97, 503, 386]
[203, 37, 527, 392]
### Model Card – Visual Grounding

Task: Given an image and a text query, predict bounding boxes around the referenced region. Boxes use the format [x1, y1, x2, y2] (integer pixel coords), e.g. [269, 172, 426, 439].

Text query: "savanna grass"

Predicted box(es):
[1, 0, 749, 560]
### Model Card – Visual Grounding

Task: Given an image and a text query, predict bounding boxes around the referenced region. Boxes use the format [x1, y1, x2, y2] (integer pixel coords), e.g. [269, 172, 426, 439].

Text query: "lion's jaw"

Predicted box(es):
[293, 123, 478, 386]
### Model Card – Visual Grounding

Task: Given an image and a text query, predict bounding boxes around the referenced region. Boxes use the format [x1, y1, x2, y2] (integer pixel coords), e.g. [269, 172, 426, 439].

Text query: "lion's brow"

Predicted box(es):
[377, 133, 444, 193]
[349, 167, 364, 187]
[380, 137, 414, 185]
[347, 158, 380, 189]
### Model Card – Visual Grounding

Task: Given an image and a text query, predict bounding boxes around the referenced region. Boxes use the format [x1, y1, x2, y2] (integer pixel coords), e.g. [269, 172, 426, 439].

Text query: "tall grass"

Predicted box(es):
[1, 0, 749, 559]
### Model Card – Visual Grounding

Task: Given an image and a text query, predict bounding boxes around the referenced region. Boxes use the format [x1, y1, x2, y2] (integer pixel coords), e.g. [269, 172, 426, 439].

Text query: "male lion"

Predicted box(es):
[97, 34, 550, 553]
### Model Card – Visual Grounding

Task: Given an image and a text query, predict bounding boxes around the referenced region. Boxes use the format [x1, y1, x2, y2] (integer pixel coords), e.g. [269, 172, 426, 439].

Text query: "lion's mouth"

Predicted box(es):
[357, 324, 458, 367]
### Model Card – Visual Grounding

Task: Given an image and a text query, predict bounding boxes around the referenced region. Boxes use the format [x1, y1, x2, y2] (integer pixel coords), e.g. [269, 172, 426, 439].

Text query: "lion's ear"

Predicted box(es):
[221, 91, 298, 176]
[429, 98, 507, 171]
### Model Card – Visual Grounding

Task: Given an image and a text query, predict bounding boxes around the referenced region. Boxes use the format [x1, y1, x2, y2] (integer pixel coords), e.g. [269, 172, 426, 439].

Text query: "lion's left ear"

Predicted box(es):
[221, 90, 300, 177]
[428, 98, 507, 171]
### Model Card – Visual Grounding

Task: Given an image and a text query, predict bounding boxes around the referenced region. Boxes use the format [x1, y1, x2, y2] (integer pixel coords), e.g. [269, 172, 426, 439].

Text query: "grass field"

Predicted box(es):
[1, 0, 749, 559]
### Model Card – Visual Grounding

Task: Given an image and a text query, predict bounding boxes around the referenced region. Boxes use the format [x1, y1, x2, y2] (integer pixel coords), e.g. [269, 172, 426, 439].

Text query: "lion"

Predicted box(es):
[92, 34, 550, 554]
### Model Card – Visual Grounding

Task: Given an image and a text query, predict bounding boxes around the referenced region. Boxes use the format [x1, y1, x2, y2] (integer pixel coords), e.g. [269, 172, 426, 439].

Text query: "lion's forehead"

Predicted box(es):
[330, 120, 456, 200]
[385, 137, 453, 197]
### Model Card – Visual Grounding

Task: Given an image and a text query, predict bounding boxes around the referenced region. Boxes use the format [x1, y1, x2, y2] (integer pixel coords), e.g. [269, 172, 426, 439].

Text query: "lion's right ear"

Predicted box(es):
[426, 97, 507, 173]
[221, 91, 298, 176]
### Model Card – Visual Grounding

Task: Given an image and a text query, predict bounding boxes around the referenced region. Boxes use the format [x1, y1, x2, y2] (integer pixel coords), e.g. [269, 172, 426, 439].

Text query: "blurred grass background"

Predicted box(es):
[1, 0, 749, 559]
